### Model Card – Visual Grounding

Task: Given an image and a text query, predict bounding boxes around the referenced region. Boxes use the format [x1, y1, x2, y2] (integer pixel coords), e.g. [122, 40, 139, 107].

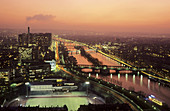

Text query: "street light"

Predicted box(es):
[85, 81, 90, 96]
[25, 82, 30, 85]
[85, 81, 90, 84]
[25, 82, 30, 97]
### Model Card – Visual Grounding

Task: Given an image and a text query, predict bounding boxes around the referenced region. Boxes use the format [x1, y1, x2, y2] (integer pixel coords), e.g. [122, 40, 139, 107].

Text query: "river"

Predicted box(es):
[65, 42, 170, 107]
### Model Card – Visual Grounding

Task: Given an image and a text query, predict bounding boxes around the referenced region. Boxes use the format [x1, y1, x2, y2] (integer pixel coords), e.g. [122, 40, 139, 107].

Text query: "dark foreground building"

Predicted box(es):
[0, 105, 68, 111]
[0, 103, 132, 111]
[78, 103, 132, 111]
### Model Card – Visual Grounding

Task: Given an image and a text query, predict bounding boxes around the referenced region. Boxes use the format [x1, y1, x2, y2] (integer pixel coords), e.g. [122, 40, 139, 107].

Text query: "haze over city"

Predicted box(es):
[1, 0, 170, 33]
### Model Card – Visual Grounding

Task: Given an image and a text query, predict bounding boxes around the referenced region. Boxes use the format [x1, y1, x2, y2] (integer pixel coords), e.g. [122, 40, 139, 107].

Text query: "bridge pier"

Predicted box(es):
[132, 70, 138, 74]
[116, 70, 119, 74]
[92, 68, 96, 74]
[100, 65, 110, 75]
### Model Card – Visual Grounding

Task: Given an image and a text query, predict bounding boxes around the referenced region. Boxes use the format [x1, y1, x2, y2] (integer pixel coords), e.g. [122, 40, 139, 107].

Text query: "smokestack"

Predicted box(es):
[28, 27, 30, 45]
[28, 27, 30, 34]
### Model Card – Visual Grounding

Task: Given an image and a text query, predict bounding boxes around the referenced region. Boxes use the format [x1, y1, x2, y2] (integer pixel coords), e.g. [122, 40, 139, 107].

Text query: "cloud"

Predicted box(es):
[26, 14, 56, 21]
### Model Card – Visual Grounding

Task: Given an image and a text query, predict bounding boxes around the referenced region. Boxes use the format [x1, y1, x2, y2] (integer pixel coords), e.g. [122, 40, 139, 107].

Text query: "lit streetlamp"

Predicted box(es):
[25, 82, 30, 97]
[85, 81, 90, 96]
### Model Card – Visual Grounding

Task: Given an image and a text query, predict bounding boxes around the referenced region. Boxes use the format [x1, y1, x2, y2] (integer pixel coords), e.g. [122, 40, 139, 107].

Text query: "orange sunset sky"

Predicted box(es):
[0, 0, 170, 33]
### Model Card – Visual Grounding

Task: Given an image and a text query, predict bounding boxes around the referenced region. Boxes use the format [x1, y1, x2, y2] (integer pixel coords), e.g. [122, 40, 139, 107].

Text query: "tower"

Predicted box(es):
[28, 27, 30, 34]
[28, 27, 30, 45]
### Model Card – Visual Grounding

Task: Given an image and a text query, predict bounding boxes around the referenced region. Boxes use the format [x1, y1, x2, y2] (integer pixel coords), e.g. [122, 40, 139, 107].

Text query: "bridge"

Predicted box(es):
[68, 49, 96, 55]
[69, 64, 146, 75]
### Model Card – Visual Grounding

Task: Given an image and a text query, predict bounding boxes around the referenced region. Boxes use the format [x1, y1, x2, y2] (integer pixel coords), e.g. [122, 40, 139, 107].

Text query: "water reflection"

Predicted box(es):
[110, 74, 112, 79]
[89, 73, 91, 77]
[133, 74, 135, 84]
[96, 73, 98, 78]
[140, 75, 143, 86]
[148, 79, 150, 90]
[158, 83, 160, 92]
[125, 74, 128, 82]
[118, 73, 120, 80]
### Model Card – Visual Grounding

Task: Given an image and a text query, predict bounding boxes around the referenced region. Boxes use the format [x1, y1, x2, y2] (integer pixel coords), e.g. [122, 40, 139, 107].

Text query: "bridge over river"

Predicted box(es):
[74, 64, 146, 74]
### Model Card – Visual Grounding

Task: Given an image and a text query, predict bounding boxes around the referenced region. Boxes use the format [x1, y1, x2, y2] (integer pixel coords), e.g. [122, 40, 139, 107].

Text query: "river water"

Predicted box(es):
[65, 42, 170, 107]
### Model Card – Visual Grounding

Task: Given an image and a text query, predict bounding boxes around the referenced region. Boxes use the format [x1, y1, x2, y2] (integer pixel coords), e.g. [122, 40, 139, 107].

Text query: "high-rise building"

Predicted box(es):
[18, 27, 52, 47]
[17, 27, 54, 81]
[18, 27, 52, 60]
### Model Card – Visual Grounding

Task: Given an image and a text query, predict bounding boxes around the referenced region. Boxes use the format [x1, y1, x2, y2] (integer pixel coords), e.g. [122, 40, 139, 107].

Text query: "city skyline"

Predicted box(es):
[0, 0, 170, 33]
[0, 27, 170, 110]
